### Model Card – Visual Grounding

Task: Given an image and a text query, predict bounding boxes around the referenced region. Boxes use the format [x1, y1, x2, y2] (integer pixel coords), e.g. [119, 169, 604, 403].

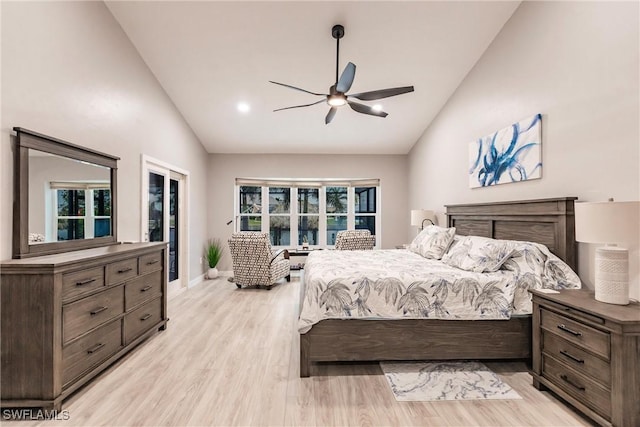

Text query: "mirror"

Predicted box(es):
[13, 128, 119, 258]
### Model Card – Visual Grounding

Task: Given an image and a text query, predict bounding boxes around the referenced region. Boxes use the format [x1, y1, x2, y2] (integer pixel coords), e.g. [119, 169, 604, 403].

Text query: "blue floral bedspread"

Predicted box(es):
[298, 248, 580, 333]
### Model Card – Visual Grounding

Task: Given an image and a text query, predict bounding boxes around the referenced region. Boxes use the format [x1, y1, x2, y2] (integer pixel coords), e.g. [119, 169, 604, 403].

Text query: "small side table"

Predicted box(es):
[287, 249, 317, 270]
[530, 289, 640, 427]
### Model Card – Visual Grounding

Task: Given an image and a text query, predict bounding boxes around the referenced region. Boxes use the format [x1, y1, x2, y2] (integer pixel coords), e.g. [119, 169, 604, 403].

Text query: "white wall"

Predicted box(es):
[408, 2, 639, 300]
[208, 154, 408, 271]
[1, 1, 209, 282]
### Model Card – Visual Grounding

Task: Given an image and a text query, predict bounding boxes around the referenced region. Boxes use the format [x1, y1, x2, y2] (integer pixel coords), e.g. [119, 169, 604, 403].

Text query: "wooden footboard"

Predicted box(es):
[300, 317, 532, 377]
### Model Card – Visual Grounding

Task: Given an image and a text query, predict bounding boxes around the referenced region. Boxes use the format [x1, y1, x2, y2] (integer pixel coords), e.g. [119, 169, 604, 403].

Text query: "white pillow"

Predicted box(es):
[408, 225, 456, 260]
[441, 235, 514, 273]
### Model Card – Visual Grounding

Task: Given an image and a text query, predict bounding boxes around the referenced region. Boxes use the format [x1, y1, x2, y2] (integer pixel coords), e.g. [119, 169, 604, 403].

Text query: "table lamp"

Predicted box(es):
[575, 199, 639, 305]
[411, 209, 435, 230]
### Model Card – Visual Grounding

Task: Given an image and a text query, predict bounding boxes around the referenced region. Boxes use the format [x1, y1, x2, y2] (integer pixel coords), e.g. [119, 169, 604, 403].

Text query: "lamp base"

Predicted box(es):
[595, 246, 629, 305]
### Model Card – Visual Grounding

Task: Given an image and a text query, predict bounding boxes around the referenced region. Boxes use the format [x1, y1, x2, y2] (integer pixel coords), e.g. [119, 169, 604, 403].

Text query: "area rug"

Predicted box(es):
[380, 361, 522, 401]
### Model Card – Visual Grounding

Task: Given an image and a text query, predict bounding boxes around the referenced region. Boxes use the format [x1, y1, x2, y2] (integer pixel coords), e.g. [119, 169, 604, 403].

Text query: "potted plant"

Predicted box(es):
[205, 238, 223, 279]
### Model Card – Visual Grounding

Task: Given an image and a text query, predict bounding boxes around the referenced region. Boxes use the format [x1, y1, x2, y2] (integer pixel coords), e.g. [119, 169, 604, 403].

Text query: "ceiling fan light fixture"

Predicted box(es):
[327, 94, 347, 107]
[269, 24, 414, 123]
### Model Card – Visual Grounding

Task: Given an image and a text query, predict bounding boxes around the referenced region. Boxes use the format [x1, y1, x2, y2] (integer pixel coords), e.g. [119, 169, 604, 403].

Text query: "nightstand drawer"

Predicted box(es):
[542, 354, 611, 419]
[541, 308, 609, 359]
[63, 286, 124, 343]
[542, 331, 610, 387]
[62, 319, 122, 386]
[62, 266, 105, 302]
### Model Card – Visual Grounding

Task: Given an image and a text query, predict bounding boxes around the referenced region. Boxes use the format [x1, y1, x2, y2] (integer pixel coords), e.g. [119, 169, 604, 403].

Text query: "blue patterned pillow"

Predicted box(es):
[441, 235, 514, 273]
[408, 225, 456, 260]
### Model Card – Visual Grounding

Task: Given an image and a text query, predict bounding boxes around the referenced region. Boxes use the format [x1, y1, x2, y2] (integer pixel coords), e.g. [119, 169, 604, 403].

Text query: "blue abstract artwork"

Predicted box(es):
[469, 114, 542, 188]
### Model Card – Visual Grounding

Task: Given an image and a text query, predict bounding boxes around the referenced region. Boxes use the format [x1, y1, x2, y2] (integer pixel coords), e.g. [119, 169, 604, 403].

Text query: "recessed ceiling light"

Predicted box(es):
[237, 102, 250, 113]
[372, 104, 383, 112]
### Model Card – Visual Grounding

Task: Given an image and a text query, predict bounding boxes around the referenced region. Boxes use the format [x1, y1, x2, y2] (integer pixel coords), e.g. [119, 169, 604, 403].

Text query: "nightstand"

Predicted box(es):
[531, 289, 640, 427]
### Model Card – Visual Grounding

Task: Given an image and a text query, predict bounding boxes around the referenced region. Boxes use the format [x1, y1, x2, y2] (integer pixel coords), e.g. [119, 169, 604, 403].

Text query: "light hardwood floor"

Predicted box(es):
[4, 275, 591, 426]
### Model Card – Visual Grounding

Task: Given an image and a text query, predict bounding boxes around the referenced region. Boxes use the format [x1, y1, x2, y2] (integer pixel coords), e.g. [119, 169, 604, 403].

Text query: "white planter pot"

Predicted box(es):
[207, 267, 219, 279]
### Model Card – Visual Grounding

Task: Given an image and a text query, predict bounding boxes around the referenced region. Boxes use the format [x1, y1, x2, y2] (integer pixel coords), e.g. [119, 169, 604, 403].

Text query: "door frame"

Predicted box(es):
[141, 155, 190, 297]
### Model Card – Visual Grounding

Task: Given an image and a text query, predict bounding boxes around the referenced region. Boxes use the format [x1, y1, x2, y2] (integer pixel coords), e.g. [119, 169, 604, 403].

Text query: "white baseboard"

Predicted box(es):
[188, 273, 205, 288]
[167, 285, 187, 300]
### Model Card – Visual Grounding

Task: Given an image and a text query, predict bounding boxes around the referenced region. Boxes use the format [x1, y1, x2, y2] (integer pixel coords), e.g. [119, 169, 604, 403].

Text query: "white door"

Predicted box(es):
[142, 156, 189, 297]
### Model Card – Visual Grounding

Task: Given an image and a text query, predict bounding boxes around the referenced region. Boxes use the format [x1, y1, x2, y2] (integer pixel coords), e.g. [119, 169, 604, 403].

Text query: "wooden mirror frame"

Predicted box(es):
[12, 127, 119, 259]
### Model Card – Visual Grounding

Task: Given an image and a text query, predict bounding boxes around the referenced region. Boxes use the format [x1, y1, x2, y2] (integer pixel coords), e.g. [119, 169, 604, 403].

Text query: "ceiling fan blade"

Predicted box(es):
[325, 107, 338, 124]
[349, 86, 414, 101]
[269, 81, 326, 96]
[347, 101, 388, 118]
[336, 62, 356, 93]
[274, 99, 326, 112]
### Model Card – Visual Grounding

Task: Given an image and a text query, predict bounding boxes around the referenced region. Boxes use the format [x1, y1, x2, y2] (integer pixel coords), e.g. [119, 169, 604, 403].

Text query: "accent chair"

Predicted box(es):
[334, 230, 376, 250]
[228, 232, 290, 289]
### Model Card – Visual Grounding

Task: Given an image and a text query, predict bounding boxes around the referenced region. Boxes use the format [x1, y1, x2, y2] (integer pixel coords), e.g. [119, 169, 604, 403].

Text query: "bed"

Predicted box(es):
[299, 197, 578, 377]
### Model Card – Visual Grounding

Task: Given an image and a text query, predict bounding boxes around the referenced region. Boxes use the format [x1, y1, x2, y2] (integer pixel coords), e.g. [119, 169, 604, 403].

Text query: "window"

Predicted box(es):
[355, 187, 377, 238]
[239, 186, 262, 231]
[56, 189, 85, 240]
[326, 186, 347, 245]
[269, 187, 290, 246]
[298, 188, 319, 245]
[54, 186, 111, 241]
[235, 179, 380, 248]
[93, 189, 111, 237]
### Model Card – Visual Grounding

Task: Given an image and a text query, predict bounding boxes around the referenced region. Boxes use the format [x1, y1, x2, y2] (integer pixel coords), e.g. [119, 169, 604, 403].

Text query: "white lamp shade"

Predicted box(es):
[411, 209, 435, 227]
[575, 201, 639, 244]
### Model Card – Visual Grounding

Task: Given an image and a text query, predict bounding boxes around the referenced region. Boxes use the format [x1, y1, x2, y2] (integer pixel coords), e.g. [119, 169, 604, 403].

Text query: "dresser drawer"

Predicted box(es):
[540, 308, 610, 359]
[62, 266, 105, 302]
[106, 258, 138, 285]
[542, 354, 611, 419]
[62, 319, 122, 386]
[543, 331, 610, 387]
[124, 297, 162, 344]
[63, 286, 124, 343]
[125, 270, 162, 310]
[139, 251, 163, 275]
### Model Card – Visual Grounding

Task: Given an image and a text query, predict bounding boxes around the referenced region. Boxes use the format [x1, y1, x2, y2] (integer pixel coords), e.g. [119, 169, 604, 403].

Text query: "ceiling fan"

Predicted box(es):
[270, 24, 415, 124]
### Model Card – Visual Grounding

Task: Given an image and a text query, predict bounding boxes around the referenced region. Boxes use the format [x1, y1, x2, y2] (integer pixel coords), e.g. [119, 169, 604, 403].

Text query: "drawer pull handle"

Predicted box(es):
[76, 278, 96, 286]
[140, 285, 152, 292]
[146, 260, 159, 265]
[118, 267, 133, 274]
[140, 314, 152, 321]
[557, 324, 582, 337]
[560, 350, 584, 364]
[560, 374, 585, 391]
[86, 343, 105, 354]
[90, 306, 108, 315]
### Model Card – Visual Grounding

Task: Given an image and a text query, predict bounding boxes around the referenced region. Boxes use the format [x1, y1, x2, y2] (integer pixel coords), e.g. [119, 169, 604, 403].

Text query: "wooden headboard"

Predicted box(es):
[446, 197, 577, 271]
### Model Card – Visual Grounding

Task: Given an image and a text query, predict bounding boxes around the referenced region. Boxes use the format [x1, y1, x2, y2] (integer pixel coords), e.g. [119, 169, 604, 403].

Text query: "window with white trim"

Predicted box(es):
[235, 179, 380, 248]
[51, 182, 111, 241]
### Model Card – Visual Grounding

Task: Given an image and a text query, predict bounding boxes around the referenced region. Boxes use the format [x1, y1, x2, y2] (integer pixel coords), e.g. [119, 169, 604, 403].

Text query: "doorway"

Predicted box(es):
[142, 156, 189, 297]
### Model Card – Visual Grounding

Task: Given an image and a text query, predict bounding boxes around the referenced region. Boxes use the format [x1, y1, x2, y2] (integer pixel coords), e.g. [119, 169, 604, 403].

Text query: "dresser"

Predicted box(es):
[1, 242, 168, 411]
[531, 289, 640, 427]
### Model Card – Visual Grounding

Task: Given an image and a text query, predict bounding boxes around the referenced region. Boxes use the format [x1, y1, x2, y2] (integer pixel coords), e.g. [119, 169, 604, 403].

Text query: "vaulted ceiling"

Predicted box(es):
[106, 1, 519, 154]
